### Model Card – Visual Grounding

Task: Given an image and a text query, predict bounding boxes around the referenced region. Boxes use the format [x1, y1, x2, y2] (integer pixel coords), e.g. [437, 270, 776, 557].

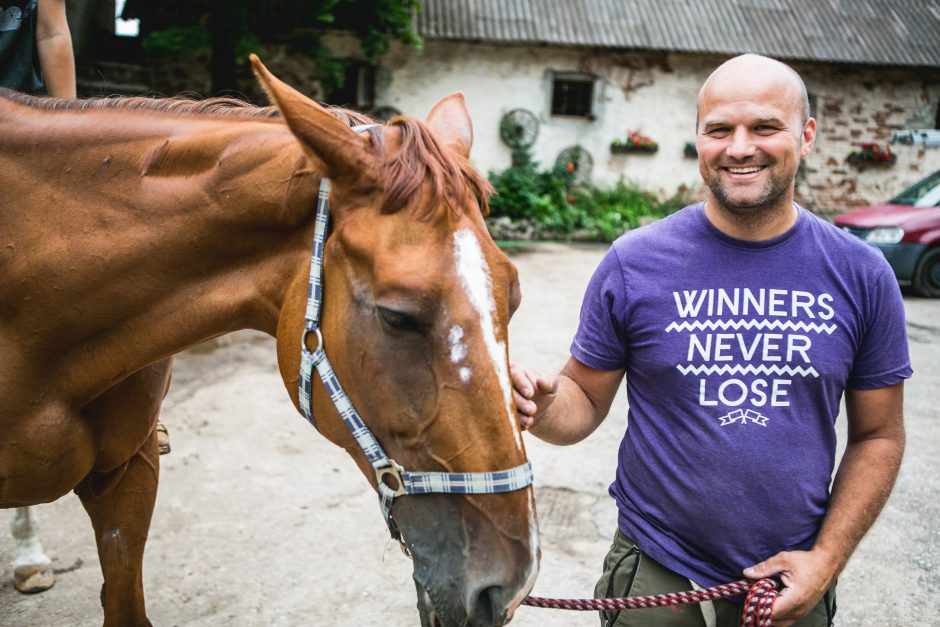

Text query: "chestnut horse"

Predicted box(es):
[0, 57, 539, 626]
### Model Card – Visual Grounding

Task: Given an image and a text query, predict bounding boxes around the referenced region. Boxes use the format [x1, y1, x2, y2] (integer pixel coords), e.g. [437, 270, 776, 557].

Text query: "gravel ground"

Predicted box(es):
[1, 242, 938, 626]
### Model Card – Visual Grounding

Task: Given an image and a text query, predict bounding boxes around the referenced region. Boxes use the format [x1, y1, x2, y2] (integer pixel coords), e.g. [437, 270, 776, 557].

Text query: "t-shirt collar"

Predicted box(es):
[697, 201, 806, 250]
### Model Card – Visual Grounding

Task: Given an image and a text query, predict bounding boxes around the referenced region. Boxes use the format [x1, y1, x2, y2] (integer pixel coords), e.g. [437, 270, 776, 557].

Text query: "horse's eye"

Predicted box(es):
[377, 306, 426, 336]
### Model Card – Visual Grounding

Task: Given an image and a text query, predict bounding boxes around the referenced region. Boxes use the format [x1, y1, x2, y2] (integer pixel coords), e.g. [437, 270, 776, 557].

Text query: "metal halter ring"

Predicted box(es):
[302, 327, 323, 352]
[375, 459, 408, 497]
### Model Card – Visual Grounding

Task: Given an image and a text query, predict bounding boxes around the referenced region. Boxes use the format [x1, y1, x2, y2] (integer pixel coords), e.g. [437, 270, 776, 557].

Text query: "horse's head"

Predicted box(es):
[253, 57, 539, 626]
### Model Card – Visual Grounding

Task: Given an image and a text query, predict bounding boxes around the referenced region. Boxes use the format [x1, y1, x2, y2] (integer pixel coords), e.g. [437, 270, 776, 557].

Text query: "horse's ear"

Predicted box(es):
[250, 54, 376, 181]
[425, 92, 473, 159]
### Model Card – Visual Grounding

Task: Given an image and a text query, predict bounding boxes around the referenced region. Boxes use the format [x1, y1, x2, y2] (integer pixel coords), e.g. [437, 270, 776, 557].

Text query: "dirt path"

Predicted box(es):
[2, 243, 938, 626]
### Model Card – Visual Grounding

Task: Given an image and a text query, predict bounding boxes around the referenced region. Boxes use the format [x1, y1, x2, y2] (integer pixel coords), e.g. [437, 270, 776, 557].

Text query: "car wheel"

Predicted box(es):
[913, 247, 940, 298]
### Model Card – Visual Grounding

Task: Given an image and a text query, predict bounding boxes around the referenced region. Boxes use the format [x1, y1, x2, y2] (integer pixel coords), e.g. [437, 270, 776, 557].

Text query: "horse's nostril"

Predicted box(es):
[469, 585, 507, 626]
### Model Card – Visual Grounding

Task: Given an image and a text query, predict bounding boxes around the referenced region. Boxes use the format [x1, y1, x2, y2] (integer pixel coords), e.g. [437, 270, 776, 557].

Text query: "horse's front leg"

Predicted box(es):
[73, 358, 171, 627]
[10, 506, 55, 593]
[75, 429, 159, 627]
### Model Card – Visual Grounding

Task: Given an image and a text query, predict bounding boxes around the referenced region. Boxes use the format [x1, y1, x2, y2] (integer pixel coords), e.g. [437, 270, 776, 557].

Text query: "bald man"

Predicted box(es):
[512, 54, 909, 626]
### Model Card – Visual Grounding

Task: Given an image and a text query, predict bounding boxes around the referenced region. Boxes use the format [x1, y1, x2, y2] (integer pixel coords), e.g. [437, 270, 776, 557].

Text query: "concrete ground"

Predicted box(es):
[1, 242, 938, 626]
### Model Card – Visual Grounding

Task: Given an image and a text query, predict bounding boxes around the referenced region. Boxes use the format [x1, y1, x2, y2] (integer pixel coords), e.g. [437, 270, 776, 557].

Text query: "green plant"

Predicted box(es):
[129, 1, 422, 94]
[847, 142, 896, 166]
[625, 130, 657, 150]
[488, 149, 572, 224]
[611, 130, 658, 153]
[142, 26, 212, 56]
[569, 181, 680, 240]
[488, 150, 691, 241]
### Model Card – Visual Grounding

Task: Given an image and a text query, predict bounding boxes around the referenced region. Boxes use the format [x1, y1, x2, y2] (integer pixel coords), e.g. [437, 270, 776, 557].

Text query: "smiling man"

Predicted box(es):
[512, 54, 911, 626]
[696, 55, 815, 239]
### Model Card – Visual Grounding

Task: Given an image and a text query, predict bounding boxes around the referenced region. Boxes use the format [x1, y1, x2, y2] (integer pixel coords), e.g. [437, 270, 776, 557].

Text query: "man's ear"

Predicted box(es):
[425, 92, 473, 159]
[801, 117, 817, 158]
[250, 54, 379, 181]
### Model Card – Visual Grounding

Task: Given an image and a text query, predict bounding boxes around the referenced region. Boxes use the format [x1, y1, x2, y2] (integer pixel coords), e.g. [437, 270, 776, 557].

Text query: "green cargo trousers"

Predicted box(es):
[595, 531, 836, 627]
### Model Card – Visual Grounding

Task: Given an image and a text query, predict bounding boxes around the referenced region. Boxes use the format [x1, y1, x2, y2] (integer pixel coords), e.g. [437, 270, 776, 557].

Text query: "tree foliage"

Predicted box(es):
[122, 0, 421, 95]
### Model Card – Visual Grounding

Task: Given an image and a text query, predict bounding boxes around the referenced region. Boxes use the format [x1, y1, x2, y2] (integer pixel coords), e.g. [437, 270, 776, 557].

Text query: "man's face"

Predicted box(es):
[696, 76, 815, 217]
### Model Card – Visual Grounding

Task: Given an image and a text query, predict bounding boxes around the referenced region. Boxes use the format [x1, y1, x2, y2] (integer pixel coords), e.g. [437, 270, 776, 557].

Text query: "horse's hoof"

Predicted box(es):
[13, 563, 55, 594]
[156, 421, 171, 455]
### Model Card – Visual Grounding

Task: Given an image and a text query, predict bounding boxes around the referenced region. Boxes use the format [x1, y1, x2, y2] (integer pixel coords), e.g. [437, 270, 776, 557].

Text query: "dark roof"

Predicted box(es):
[415, 0, 940, 68]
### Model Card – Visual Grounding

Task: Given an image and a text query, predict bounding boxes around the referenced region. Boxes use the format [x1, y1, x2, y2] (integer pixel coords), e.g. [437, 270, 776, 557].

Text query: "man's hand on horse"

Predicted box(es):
[744, 548, 835, 627]
[510, 363, 559, 429]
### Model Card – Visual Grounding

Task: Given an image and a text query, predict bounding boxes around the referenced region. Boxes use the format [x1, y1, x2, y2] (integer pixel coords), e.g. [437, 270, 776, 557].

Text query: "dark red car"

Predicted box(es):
[833, 170, 940, 297]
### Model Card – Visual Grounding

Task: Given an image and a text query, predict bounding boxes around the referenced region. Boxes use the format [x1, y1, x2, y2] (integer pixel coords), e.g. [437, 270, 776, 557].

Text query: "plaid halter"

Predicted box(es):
[298, 173, 534, 544]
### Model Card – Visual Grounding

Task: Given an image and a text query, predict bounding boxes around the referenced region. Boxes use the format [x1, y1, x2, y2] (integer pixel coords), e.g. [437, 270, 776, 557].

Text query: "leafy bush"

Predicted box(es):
[487, 150, 692, 241]
[142, 26, 212, 56]
[488, 149, 569, 220]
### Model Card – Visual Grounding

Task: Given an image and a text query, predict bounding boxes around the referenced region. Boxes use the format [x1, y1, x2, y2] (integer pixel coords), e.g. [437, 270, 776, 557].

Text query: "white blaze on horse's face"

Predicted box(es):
[452, 228, 523, 451]
[448, 325, 471, 383]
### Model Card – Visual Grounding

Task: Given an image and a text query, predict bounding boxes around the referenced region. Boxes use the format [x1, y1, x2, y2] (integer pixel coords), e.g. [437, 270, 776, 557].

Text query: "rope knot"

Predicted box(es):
[742, 577, 779, 627]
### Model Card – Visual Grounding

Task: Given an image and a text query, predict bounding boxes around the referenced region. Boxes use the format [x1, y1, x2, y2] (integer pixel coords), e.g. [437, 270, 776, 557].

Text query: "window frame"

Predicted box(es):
[549, 71, 597, 120]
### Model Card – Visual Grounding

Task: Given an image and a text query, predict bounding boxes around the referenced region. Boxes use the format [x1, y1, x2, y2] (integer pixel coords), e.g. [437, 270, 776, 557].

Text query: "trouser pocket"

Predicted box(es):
[594, 530, 709, 626]
[595, 531, 642, 627]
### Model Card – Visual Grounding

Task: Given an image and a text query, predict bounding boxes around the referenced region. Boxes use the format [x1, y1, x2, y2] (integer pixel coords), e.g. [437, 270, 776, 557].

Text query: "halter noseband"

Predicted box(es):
[298, 174, 534, 545]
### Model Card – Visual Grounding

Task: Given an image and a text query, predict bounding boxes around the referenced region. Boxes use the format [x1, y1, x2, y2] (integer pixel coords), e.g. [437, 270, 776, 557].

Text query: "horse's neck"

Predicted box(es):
[0, 107, 317, 403]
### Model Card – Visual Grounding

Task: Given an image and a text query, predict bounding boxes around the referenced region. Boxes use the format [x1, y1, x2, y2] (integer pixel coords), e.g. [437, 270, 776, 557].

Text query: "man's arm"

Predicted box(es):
[36, 0, 75, 98]
[744, 382, 906, 626]
[511, 356, 625, 445]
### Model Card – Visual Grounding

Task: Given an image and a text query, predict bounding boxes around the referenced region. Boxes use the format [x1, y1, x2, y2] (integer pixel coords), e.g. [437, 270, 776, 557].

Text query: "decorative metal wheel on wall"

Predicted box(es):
[499, 108, 539, 149]
[555, 145, 593, 186]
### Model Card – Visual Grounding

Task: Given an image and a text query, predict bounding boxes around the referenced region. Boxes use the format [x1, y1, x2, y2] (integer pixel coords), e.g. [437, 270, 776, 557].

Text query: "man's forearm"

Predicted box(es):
[744, 383, 905, 624]
[513, 357, 624, 446]
[812, 432, 905, 581]
[528, 374, 606, 445]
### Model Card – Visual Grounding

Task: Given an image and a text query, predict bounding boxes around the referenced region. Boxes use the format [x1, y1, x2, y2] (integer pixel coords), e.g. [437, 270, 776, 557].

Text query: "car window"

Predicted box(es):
[892, 170, 940, 205]
[914, 181, 940, 207]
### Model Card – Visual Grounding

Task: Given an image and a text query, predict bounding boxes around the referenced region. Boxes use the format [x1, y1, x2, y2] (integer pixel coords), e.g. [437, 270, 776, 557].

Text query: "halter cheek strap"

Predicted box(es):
[298, 176, 534, 544]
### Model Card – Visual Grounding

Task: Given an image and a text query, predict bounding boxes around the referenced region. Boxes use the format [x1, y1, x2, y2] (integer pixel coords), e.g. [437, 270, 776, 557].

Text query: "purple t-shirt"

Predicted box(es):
[571, 203, 912, 588]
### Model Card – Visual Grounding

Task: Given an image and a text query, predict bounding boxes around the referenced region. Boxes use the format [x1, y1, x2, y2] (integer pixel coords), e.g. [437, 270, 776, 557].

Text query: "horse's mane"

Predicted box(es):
[0, 88, 491, 217]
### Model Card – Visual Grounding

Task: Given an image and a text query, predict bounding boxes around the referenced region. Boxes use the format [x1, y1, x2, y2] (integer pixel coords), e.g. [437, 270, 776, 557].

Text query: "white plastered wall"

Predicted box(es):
[374, 40, 708, 196]
[324, 34, 940, 209]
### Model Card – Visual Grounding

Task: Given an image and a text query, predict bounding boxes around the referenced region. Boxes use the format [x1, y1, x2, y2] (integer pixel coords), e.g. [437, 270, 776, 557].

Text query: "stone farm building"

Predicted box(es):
[349, 0, 940, 213]
[78, 0, 940, 213]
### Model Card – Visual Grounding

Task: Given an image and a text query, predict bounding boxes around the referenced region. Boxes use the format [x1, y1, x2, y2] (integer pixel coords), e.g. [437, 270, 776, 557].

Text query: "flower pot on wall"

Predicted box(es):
[611, 131, 658, 155]
[847, 142, 896, 166]
[610, 143, 658, 154]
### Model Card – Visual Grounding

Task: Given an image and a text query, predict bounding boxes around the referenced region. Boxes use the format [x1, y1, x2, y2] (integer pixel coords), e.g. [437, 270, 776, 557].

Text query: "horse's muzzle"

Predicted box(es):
[416, 579, 519, 627]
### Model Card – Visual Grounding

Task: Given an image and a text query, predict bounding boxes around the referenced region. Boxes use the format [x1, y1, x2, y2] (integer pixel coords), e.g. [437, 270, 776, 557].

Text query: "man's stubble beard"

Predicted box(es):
[707, 167, 795, 219]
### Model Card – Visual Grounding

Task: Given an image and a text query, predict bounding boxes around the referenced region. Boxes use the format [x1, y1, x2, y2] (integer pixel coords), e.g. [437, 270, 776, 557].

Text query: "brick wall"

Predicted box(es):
[793, 62, 940, 215]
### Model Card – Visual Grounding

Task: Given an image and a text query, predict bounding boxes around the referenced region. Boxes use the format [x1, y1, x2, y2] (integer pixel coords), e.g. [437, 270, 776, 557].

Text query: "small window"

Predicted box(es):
[551, 72, 595, 118]
[115, 0, 140, 37]
[325, 62, 375, 110]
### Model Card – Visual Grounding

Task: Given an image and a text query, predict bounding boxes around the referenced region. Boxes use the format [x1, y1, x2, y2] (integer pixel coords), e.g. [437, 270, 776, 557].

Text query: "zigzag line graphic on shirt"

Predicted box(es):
[665, 319, 837, 334]
[676, 364, 820, 377]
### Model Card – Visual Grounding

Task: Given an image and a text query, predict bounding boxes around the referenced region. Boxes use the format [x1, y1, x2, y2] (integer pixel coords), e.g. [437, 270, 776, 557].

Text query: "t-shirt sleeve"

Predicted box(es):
[848, 260, 913, 389]
[570, 246, 629, 371]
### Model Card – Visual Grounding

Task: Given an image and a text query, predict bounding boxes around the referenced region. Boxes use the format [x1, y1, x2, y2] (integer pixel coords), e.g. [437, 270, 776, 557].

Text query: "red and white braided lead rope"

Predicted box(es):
[523, 577, 779, 627]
